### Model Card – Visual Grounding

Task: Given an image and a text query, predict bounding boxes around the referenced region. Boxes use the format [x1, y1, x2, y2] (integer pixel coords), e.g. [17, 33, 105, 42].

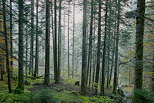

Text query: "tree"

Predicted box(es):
[81, 0, 88, 95]
[2, 0, 12, 93]
[72, 1, 75, 78]
[86, 0, 94, 86]
[58, 0, 62, 82]
[95, 0, 102, 95]
[34, 0, 39, 78]
[18, 0, 24, 91]
[44, 0, 50, 86]
[10, 0, 13, 77]
[134, 0, 146, 98]
[100, 0, 108, 96]
[67, 0, 70, 77]
[30, 0, 34, 75]
[113, 0, 121, 94]
[54, 0, 58, 83]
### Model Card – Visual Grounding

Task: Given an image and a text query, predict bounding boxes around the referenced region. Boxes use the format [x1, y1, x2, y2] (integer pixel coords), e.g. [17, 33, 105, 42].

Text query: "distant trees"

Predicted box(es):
[1, 0, 153, 100]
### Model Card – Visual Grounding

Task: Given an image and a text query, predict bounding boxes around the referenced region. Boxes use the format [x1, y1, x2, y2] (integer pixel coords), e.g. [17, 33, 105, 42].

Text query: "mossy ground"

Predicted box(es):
[0, 74, 112, 103]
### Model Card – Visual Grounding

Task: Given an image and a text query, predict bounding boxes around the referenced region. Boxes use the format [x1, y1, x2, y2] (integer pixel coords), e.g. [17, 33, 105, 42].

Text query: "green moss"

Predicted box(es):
[53, 90, 83, 103]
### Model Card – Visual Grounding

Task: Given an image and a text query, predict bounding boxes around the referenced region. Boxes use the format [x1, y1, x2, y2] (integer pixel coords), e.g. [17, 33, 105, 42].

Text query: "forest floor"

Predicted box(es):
[0, 74, 133, 103]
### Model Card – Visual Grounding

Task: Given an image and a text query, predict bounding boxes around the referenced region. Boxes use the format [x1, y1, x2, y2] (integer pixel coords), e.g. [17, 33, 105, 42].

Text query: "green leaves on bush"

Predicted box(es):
[80, 96, 111, 103]
[134, 89, 154, 103]
[30, 89, 58, 103]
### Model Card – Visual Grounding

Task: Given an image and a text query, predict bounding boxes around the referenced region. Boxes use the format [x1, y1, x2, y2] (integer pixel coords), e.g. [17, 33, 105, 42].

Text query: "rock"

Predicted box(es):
[117, 88, 125, 97]
[74, 81, 79, 86]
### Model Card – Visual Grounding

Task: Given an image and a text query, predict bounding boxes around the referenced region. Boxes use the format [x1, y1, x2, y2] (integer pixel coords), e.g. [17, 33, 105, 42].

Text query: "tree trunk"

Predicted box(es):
[34, 0, 39, 78]
[113, 0, 121, 94]
[30, 0, 34, 75]
[44, 0, 50, 86]
[95, 0, 102, 95]
[2, 0, 12, 93]
[58, 0, 62, 82]
[81, 0, 88, 95]
[54, 0, 58, 83]
[100, 0, 108, 96]
[86, 0, 94, 86]
[10, 0, 13, 77]
[67, 1, 70, 77]
[72, 2, 75, 78]
[134, 0, 145, 99]
[18, 0, 24, 91]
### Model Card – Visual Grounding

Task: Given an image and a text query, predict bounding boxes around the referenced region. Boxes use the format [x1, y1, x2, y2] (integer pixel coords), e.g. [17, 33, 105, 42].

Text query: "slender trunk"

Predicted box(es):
[100, 0, 108, 96]
[58, 0, 62, 82]
[18, 0, 24, 91]
[34, 0, 39, 78]
[10, 0, 13, 77]
[113, 0, 121, 94]
[67, 1, 70, 77]
[106, 0, 111, 88]
[62, 11, 66, 76]
[91, 13, 96, 89]
[30, 0, 34, 75]
[44, 0, 50, 86]
[54, 0, 58, 83]
[25, 26, 28, 75]
[72, 2, 75, 78]
[81, 0, 88, 96]
[109, 37, 115, 85]
[2, 0, 12, 93]
[86, 0, 94, 86]
[95, 0, 102, 95]
[109, 10, 117, 85]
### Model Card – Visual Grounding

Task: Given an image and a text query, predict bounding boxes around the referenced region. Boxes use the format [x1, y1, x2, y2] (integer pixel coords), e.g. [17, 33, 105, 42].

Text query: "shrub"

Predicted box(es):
[30, 89, 58, 103]
[80, 96, 112, 103]
[134, 89, 154, 103]
[0, 91, 29, 103]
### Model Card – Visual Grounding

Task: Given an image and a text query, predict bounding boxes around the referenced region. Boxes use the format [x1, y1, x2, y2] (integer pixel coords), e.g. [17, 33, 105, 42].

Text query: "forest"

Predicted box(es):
[0, 0, 154, 103]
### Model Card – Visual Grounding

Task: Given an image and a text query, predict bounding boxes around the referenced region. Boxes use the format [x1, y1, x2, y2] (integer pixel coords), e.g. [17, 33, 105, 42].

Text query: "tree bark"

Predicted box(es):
[54, 0, 58, 83]
[2, 0, 12, 93]
[58, 0, 62, 82]
[44, 0, 50, 86]
[134, 0, 145, 98]
[81, 0, 88, 95]
[72, 1, 75, 78]
[113, 0, 121, 94]
[67, 1, 70, 77]
[86, 0, 94, 86]
[18, 0, 24, 91]
[30, 0, 34, 75]
[95, 0, 102, 95]
[34, 0, 39, 78]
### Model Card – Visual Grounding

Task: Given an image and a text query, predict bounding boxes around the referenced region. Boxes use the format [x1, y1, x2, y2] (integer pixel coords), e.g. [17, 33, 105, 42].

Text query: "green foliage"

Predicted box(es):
[134, 89, 154, 103]
[80, 96, 112, 103]
[54, 90, 82, 103]
[64, 77, 80, 84]
[30, 89, 58, 103]
[0, 91, 29, 103]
